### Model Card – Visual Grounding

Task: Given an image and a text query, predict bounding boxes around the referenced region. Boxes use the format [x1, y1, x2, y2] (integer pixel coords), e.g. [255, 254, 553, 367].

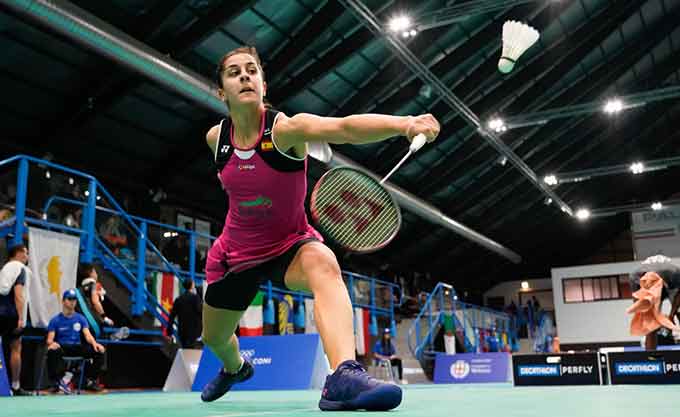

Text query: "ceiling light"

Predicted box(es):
[69, 177, 74, 185]
[630, 162, 645, 174]
[487, 118, 506, 133]
[45, 170, 51, 179]
[576, 208, 591, 221]
[603, 99, 623, 114]
[521, 281, 530, 290]
[651, 202, 663, 211]
[388, 15, 411, 32]
[544, 175, 558, 186]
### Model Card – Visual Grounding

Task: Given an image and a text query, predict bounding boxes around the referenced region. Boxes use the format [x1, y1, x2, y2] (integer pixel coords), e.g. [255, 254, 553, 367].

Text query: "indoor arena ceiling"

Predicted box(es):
[1, 0, 680, 292]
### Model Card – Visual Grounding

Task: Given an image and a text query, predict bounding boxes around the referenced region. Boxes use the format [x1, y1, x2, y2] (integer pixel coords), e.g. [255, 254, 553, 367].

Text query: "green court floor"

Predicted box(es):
[3, 384, 676, 416]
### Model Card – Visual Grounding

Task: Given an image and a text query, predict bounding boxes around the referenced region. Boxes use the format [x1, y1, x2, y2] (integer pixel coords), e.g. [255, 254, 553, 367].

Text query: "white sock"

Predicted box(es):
[62, 371, 73, 384]
[11, 381, 20, 390]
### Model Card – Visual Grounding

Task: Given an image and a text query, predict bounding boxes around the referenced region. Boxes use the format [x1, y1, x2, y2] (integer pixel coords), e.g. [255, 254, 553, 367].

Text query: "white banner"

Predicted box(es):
[27, 228, 79, 327]
[631, 205, 680, 259]
[304, 299, 317, 334]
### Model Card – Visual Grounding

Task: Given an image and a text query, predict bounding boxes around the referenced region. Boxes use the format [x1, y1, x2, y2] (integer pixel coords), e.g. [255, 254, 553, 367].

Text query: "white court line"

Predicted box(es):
[207, 408, 317, 417]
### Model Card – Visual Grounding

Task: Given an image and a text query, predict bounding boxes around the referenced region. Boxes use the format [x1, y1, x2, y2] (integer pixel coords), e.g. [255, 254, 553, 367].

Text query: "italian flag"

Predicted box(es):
[152, 272, 179, 328]
[239, 291, 264, 336]
[354, 308, 371, 356]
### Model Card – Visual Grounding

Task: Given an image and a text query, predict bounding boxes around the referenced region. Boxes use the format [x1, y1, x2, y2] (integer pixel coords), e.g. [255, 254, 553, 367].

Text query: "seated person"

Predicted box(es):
[373, 328, 404, 383]
[46, 289, 106, 393]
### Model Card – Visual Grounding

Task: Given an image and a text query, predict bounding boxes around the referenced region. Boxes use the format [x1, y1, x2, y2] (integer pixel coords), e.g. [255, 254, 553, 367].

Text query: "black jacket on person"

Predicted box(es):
[168, 291, 203, 348]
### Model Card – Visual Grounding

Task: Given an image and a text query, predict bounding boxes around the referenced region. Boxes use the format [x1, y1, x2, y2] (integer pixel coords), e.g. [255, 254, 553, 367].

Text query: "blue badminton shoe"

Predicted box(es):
[319, 359, 402, 411]
[201, 359, 254, 402]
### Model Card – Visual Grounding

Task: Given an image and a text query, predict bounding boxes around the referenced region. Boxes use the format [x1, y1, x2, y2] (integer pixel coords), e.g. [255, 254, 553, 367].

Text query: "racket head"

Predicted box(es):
[310, 167, 401, 253]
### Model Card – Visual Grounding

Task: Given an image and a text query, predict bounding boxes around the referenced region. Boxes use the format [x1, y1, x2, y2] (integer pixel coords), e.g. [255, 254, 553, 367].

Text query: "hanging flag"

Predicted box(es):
[354, 308, 371, 356]
[239, 291, 263, 336]
[152, 272, 180, 327]
[278, 294, 294, 335]
[27, 228, 79, 327]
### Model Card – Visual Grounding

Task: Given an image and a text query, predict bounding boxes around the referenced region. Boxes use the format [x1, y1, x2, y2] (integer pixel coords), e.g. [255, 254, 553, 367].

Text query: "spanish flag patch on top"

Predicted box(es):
[261, 139, 274, 151]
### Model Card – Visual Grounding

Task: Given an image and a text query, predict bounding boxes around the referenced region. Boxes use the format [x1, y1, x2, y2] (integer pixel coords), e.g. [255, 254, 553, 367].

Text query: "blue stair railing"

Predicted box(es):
[408, 282, 464, 360]
[408, 282, 514, 360]
[0, 155, 195, 327]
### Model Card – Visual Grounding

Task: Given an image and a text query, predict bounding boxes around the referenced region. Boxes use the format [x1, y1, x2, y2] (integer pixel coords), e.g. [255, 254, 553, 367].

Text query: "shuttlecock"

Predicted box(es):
[498, 20, 539, 74]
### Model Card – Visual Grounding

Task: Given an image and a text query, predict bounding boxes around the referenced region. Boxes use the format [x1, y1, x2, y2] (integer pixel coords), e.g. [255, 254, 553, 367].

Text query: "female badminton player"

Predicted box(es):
[200, 46, 439, 411]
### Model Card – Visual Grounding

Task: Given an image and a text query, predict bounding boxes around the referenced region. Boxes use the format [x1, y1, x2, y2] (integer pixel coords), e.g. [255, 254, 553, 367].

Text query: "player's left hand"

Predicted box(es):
[406, 114, 440, 143]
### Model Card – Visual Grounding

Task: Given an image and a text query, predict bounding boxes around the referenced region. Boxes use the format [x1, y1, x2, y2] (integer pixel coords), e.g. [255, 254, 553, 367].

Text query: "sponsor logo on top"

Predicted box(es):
[450, 360, 470, 379]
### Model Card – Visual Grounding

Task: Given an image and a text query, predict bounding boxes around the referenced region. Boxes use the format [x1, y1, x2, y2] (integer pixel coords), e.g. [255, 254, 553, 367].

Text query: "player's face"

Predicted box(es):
[219, 53, 266, 108]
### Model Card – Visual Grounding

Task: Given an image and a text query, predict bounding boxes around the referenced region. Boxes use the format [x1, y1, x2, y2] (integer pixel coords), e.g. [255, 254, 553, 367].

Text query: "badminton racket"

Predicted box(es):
[310, 134, 427, 253]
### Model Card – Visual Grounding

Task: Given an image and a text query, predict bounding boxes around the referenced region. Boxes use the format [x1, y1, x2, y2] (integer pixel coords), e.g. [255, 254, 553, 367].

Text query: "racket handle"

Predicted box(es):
[409, 133, 427, 153]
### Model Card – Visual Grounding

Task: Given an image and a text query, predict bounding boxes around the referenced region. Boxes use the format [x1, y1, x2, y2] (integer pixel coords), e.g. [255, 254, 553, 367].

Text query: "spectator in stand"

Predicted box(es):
[99, 216, 128, 255]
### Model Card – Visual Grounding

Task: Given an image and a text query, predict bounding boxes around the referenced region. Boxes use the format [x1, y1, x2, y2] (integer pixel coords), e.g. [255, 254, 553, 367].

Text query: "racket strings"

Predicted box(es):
[314, 169, 399, 251]
[325, 181, 387, 245]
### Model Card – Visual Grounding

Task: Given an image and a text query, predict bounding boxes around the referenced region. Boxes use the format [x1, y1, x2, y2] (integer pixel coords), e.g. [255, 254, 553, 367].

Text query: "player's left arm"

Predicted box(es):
[273, 112, 439, 152]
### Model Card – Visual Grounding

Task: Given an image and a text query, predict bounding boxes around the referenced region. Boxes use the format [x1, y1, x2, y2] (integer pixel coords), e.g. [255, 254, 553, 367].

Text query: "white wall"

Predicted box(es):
[551, 259, 677, 345]
[484, 279, 553, 308]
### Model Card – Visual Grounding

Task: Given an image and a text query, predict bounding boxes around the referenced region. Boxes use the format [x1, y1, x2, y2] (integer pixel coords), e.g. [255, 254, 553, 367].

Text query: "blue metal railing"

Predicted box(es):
[408, 283, 460, 359]
[407, 282, 513, 359]
[455, 301, 513, 353]
[0, 155, 186, 314]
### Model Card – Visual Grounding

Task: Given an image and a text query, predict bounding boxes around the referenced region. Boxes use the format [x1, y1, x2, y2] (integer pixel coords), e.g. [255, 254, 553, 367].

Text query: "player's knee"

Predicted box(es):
[300, 244, 341, 281]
